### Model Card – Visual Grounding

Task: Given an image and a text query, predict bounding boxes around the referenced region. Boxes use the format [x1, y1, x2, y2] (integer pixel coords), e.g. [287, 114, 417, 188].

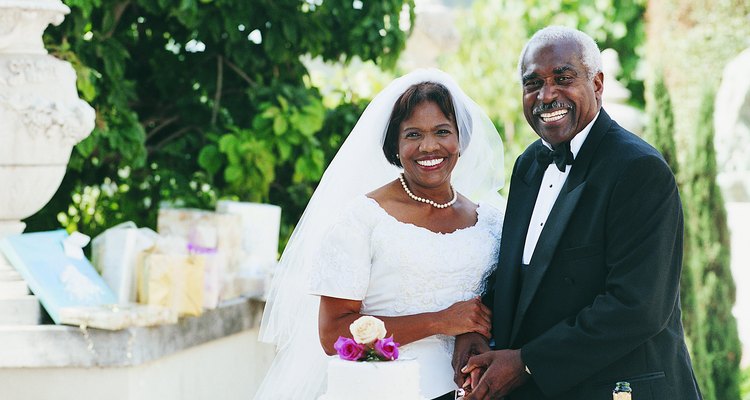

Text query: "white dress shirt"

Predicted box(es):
[522, 112, 599, 264]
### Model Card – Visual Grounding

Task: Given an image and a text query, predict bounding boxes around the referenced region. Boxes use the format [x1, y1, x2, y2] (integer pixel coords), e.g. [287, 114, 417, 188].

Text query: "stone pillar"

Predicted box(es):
[0, 0, 95, 324]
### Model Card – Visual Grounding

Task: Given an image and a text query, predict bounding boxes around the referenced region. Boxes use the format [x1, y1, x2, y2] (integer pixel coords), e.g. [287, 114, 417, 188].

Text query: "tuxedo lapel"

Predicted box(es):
[510, 179, 586, 343]
[508, 111, 613, 345]
[492, 148, 545, 349]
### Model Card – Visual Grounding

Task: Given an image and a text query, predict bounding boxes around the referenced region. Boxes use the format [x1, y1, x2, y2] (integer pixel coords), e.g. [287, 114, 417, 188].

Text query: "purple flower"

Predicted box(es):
[334, 336, 366, 361]
[374, 336, 399, 360]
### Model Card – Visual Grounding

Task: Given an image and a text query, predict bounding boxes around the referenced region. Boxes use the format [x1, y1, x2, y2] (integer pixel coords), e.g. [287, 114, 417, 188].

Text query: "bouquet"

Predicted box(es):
[334, 315, 400, 361]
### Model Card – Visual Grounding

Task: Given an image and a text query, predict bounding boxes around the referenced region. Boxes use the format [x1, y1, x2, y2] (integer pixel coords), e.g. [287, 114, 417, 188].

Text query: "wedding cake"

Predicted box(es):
[319, 358, 424, 400]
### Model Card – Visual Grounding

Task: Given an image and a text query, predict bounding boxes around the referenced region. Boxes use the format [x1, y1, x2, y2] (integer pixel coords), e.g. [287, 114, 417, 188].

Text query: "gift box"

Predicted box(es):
[0, 230, 117, 324]
[136, 251, 205, 317]
[91, 222, 159, 305]
[157, 208, 243, 300]
[187, 224, 225, 310]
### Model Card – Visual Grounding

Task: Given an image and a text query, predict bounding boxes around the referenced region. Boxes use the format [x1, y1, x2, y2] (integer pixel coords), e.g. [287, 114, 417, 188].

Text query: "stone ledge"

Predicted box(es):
[0, 297, 265, 368]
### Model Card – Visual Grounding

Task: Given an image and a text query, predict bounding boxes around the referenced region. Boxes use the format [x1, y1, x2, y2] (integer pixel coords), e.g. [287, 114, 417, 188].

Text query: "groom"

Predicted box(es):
[453, 26, 702, 399]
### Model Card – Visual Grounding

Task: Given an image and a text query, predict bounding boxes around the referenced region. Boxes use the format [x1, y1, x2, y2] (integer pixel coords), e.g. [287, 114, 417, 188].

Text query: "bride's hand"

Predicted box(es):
[438, 297, 492, 338]
[453, 332, 490, 389]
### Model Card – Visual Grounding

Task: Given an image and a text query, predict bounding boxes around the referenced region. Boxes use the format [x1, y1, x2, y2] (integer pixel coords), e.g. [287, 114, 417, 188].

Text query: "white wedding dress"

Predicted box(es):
[309, 196, 503, 399]
[256, 69, 505, 400]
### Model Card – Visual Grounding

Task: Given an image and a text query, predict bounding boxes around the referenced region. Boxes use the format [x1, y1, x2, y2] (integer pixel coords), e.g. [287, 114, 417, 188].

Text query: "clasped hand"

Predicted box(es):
[439, 297, 492, 339]
[456, 348, 529, 400]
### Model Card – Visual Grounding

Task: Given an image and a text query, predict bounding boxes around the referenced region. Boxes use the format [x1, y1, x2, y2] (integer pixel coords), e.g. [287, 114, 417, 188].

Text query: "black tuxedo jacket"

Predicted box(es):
[489, 110, 702, 399]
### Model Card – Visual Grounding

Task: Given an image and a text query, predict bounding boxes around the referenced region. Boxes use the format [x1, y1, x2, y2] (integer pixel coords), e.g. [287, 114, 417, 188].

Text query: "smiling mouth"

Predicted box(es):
[539, 109, 568, 123]
[416, 158, 444, 167]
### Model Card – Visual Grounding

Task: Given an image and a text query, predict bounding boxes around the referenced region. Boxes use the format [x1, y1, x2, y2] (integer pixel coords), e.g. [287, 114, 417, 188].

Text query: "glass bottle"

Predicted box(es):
[613, 381, 632, 400]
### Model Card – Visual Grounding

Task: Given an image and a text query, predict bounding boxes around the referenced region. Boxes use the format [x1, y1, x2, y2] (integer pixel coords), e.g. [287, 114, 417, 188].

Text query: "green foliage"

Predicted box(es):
[681, 87, 742, 400]
[643, 69, 678, 175]
[742, 366, 750, 400]
[198, 89, 327, 202]
[28, 0, 414, 245]
[645, 2, 749, 397]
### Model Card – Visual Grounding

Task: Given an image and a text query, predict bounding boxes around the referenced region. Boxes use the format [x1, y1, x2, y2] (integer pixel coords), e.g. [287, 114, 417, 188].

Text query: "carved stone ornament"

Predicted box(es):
[0, 0, 69, 54]
[0, 0, 94, 236]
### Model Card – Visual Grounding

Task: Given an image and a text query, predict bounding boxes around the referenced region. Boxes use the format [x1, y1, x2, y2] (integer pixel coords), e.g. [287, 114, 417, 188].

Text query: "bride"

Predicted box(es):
[256, 68, 505, 399]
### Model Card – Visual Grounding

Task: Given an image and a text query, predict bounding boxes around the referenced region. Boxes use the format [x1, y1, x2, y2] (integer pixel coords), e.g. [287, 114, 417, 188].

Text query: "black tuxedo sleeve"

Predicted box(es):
[520, 154, 684, 396]
[482, 156, 522, 312]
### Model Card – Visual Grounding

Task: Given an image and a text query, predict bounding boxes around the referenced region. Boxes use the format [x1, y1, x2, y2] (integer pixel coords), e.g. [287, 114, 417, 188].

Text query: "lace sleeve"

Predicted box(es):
[308, 197, 374, 300]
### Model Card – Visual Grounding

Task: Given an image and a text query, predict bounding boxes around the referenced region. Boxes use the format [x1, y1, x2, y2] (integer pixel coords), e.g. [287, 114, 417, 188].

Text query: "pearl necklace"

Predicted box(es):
[398, 173, 457, 209]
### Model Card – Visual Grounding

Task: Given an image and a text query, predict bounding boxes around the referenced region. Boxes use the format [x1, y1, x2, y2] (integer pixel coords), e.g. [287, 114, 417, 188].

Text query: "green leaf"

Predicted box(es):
[218, 134, 238, 152]
[198, 145, 223, 174]
[273, 115, 288, 135]
[74, 135, 97, 158]
[262, 106, 279, 119]
[277, 96, 289, 111]
[224, 165, 243, 183]
[277, 140, 292, 161]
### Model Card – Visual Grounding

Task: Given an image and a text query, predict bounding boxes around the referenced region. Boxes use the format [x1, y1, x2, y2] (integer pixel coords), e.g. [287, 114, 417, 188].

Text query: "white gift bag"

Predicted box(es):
[216, 201, 281, 298]
[91, 222, 159, 304]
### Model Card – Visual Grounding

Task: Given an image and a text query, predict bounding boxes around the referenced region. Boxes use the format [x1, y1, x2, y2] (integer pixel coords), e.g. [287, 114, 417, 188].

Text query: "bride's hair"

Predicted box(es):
[382, 82, 457, 167]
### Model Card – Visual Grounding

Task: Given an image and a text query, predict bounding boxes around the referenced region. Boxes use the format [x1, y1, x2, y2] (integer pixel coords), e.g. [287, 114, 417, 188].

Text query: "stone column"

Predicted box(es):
[0, 0, 95, 324]
[715, 47, 750, 367]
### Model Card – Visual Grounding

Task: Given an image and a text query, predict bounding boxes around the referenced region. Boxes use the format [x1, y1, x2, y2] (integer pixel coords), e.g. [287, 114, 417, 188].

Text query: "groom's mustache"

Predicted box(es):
[533, 101, 572, 115]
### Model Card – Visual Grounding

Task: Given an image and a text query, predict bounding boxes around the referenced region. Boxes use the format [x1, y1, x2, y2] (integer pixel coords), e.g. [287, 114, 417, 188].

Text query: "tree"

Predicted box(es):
[29, 0, 414, 247]
[681, 87, 742, 400]
[643, 69, 678, 175]
[646, 0, 750, 161]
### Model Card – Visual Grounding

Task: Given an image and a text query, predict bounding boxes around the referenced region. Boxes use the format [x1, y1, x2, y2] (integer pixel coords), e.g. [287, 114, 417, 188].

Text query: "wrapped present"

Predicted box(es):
[157, 208, 243, 300]
[137, 251, 205, 317]
[91, 222, 159, 304]
[216, 201, 281, 298]
[0, 230, 117, 324]
[187, 224, 225, 309]
[59, 303, 178, 330]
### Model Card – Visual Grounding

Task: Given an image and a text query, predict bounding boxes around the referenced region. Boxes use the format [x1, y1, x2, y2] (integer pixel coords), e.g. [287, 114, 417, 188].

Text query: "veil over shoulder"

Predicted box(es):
[255, 68, 505, 399]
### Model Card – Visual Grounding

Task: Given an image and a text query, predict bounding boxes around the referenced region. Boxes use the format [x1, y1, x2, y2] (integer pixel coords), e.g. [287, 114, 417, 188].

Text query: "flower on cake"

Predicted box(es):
[350, 315, 386, 344]
[334, 316, 400, 361]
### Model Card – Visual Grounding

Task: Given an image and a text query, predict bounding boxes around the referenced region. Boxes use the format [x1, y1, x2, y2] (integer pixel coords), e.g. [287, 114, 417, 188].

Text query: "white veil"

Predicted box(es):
[255, 68, 505, 399]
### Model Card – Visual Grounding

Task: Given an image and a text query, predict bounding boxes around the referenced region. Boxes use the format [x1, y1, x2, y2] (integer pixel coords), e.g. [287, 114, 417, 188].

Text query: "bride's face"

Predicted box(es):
[398, 100, 460, 194]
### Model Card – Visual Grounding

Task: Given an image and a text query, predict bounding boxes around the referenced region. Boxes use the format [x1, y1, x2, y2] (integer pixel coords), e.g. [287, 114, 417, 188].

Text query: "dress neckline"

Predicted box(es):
[362, 196, 486, 236]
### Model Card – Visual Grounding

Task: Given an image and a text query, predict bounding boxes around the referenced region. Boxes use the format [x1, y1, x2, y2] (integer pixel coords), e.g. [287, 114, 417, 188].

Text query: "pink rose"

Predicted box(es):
[334, 336, 365, 361]
[374, 336, 399, 360]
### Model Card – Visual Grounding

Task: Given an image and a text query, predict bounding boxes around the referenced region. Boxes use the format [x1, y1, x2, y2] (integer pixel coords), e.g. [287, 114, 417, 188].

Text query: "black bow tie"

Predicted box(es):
[536, 142, 574, 172]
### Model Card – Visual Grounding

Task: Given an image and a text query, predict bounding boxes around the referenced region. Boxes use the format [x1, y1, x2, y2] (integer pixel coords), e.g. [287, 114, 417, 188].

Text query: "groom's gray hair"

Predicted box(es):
[517, 26, 603, 82]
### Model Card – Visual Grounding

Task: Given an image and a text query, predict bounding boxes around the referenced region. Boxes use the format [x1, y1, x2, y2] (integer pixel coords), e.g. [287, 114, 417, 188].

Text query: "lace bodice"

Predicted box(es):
[309, 195, 503, 398]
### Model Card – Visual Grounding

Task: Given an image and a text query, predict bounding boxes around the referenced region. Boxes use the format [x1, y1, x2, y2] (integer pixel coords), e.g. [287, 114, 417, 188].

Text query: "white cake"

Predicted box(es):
[320, 358, 425, 400]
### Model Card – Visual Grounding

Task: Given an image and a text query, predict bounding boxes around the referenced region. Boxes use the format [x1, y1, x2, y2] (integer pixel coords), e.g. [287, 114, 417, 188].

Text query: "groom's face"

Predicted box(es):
[520, 39, 603, 145]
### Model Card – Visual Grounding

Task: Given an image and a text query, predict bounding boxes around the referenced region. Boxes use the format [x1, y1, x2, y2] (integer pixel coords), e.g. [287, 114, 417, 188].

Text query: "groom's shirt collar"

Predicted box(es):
[540, 111, 599, 159]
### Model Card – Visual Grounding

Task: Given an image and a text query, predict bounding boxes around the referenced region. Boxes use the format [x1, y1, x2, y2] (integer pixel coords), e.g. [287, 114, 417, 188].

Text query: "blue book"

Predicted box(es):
[0, 230, 117, 324]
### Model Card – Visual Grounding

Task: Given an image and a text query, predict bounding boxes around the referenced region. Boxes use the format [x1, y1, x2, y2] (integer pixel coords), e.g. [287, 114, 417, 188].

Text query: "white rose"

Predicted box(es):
[349, 316, 387, 344]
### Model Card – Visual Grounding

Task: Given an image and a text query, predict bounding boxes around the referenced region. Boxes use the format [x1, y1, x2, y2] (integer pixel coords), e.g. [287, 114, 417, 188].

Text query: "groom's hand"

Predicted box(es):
[462, 349, 529, 400]
[453, 332, 491, 389]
